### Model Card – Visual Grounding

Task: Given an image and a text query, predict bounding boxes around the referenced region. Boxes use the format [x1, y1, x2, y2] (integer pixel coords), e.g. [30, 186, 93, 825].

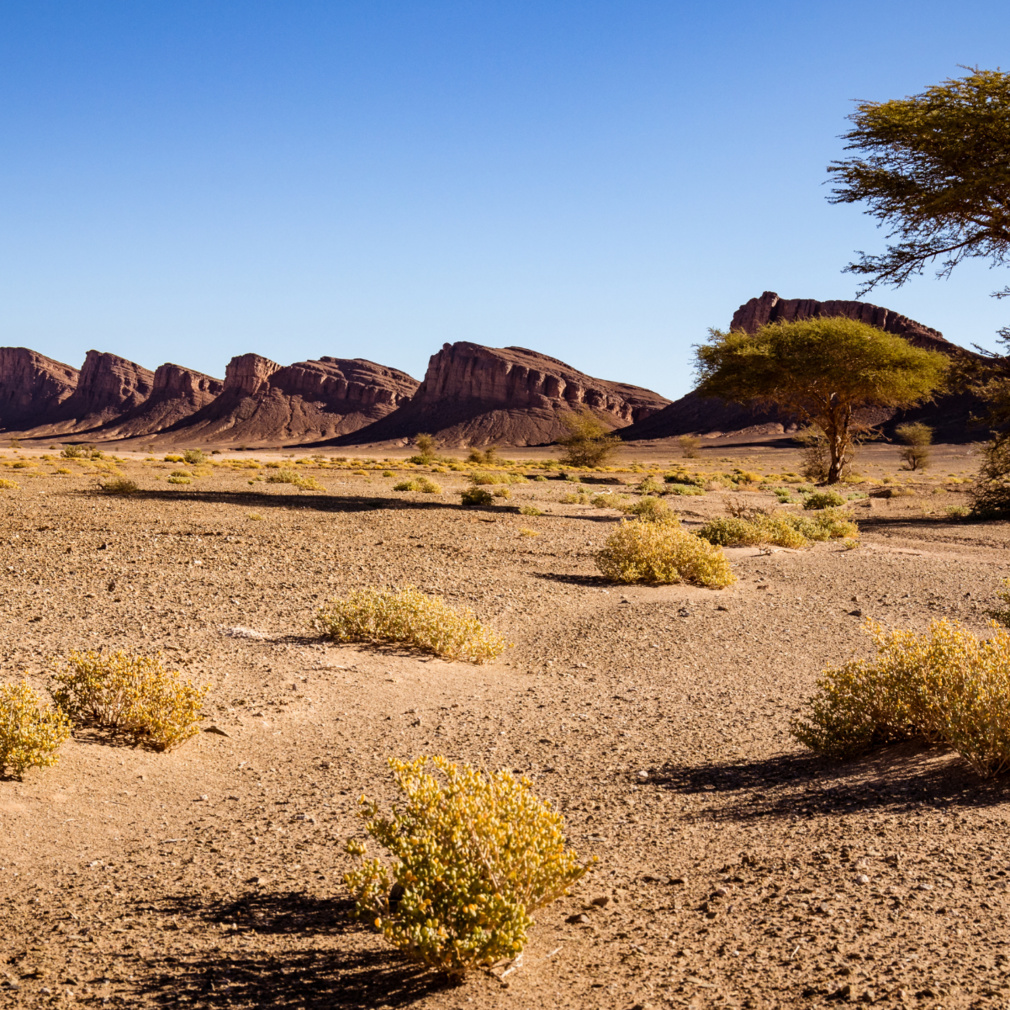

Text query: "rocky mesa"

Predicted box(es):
[340, 341, 670, 446]
[160, 354, 420, 444]
[0, 347, 80, 430]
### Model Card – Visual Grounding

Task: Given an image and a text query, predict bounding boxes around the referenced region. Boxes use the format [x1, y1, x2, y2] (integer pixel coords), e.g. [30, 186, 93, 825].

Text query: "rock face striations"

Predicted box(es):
[730, 291, 959, 355]
[0, 348, 79, 430]
[341, 342, 670, 446]
[161, 355, 420, 443]
[621, 291, 982, 443]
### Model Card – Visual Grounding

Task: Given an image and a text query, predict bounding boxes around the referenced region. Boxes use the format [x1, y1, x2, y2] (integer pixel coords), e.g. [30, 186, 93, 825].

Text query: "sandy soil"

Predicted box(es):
[0, 443, 1008, 1009]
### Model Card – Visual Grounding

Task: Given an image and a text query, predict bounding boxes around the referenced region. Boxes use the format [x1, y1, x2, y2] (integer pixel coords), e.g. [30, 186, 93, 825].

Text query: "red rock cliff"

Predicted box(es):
[340, 342, 670, 446]
[0, 347, 79, 429]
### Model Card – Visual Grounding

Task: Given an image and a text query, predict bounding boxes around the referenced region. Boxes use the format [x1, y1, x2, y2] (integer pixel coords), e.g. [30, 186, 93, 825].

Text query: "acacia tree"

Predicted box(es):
[829, 68, 1010, 294]
[695, 317, 949, 484]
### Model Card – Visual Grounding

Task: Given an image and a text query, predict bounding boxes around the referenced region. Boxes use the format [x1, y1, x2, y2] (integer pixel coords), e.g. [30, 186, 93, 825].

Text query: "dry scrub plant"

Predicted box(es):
[697, 509, 857, 548]
[394, 477, 442, 493]
[51, 651, 208, 751]
[266, 469, 323, 491]
[0, 479, 19, 490]
[97, 477, 140, 495]
[345, 756, 591, 977]
[792, 620, 1010, 776]
[0, 680, 72, 779]
[313, 588, 507, 663]
[460, 487, 494, 507]
[596, 519, 735, 587]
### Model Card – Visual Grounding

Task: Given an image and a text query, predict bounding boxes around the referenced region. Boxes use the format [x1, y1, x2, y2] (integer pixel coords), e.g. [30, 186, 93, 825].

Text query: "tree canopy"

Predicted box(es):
[695, 317, 949, 483]
[829, 68, 1010, 294]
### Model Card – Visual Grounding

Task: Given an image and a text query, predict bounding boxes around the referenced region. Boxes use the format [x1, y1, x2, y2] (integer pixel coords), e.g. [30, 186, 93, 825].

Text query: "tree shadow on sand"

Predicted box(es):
[133, 891, 452, 1008]
[654, 742, 1010, 822]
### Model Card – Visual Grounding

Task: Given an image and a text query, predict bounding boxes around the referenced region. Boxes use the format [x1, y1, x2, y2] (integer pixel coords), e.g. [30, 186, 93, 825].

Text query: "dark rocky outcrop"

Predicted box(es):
[162, 355, 419, 443]
[102, 363, 224, 437]
[0, 348, 79, 430]
[621, 292, 985, 444]
[340, 342, 670, 446]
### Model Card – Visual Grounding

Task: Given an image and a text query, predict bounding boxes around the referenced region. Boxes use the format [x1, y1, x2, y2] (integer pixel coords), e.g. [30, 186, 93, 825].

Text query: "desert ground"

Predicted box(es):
[1, 437, 1009, 1009]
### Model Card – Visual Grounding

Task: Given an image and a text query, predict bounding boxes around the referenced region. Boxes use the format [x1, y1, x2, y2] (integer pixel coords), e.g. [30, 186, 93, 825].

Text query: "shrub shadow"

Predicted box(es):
[134, 891, 451, 1008]
[654, 744, 1010, 821]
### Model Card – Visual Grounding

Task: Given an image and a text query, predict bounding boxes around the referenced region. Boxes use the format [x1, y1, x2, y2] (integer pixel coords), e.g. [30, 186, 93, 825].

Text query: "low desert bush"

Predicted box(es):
[792, 620, 1010, 776]
[0, 479, 19, 490]
[519, 527, 540, 537]
[620, 495, 674, 522]
[518, 504, 542, 516]
[170, 469, 192, 478]
[559, 490, 590, 505]
[696, 509, 857, 548]
[97, 477, 140, 495]
[0, 680, 72, 779]
[637, 475, 664, 495]
[167, 475, 192, 485]
[61, 444, 89, 459]
[51, 651, 207, 752]
[266, 469, 323, 491]
[460, 487, 494, 507]
[394, 477, 442, 494]
[163, 454, 184, 462]
[312, 588, 508, 663]
[677, 435, 701, 458]
[988, 579, 1010, 628]
[595, 519, 735, 587]
[468, 471, 526, 485]
[803, 489, 846, 510]
[467, 445, 499, 465]
[665, 482, 704, 496]
[492, 486, 511, 499]
[345, 756, 591, 977]
[182, 449, 207, 465]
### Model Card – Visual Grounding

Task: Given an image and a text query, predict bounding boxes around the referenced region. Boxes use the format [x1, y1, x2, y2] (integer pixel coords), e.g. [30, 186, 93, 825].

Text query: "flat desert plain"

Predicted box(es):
[1, 442, 1008, 1010]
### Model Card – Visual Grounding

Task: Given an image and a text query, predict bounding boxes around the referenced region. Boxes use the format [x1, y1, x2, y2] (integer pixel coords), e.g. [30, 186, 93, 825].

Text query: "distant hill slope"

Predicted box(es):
[0, 348, 79, 429]
[621, 292, 987, 444]
[337, 341, 670, 446]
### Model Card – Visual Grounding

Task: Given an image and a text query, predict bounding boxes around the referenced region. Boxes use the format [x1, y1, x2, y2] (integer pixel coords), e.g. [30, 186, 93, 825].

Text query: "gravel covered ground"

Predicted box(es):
[1, 442, 1009, 1009]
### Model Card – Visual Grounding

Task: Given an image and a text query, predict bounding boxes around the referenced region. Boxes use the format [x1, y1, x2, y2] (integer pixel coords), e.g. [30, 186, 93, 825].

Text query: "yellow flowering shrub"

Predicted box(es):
[51, 651, 207, 751]
[0, 680, 71, 778]
[345, 757, 591, 977]
[596, 519, 735, 587]
[792, 620, 1010, 776]
[312, 587, 508, 663]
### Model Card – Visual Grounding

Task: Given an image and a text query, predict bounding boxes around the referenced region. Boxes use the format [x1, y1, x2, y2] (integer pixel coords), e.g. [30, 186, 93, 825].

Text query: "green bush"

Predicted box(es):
[393, 477, 441, 493]
[665, 482, 704, 496]
[461, 487, 494, 507]
[345, 757, 591, 977]
[696, 509, 857, 548]
[804, 489, 846, 509]
[518, 504, 542, 516]
[595, 519, 735, 587]
[469, 471, 526, 485]
[97, 477, 140, 495]
[182, 449, 206, 465]
[619, 495, 674, 522]
[792, 620, 1010, 776]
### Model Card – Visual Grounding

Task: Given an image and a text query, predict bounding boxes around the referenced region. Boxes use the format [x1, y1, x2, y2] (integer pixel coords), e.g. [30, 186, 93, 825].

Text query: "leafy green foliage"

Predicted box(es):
[345, 756, 591, 977]
[696, 318, 948, 483]
[460, 487, 494, 507]
[804, 489, 846, 509]
[556, 409, 620, 467]
[895, 422, 933, 470]
[828, 68, 1010, 293]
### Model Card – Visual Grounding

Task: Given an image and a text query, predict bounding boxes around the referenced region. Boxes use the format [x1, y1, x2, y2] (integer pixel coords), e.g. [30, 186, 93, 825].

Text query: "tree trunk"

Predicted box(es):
[823, 401, 852, 485]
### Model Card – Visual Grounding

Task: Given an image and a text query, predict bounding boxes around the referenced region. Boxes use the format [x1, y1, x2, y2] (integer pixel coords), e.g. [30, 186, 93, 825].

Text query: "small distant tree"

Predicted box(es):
[677, 435, 700, 459]
[895, 422, 933, 470]
[557, 409, 620, 468]
[695, 317, 949, 484]
[414, 433, 437, 463]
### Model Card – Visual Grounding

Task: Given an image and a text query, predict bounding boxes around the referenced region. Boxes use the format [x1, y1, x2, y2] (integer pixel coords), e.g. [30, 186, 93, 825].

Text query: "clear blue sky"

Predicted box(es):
[2, 1, 1009, 399]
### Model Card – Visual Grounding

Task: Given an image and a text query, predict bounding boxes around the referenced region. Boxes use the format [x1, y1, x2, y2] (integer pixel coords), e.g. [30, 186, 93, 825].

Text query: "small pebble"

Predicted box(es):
[855, 873, 871, 885]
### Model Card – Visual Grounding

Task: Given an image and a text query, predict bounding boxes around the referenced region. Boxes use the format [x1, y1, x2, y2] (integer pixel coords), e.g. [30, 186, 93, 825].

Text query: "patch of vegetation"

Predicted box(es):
[0, 479, 19, 490]
[557, 409, 620, 468]
[792, 620, 1010, 777]
[313, 587, 508, 664]
[345, 757, 591, 978]
[803, 489, 846, 510]
[97, 477, 140, 495]
[696, 509, 858, 548]
[518, 504, 542, 516]
[896, 422, 933, 470]
[0, 680, 72, 779]
[595, 519, 735, 587]
[51, 651, 207, 752]
[182, 449, 207, 465]
[460, 487, 495, 507]
[393, 477, 442, 494]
